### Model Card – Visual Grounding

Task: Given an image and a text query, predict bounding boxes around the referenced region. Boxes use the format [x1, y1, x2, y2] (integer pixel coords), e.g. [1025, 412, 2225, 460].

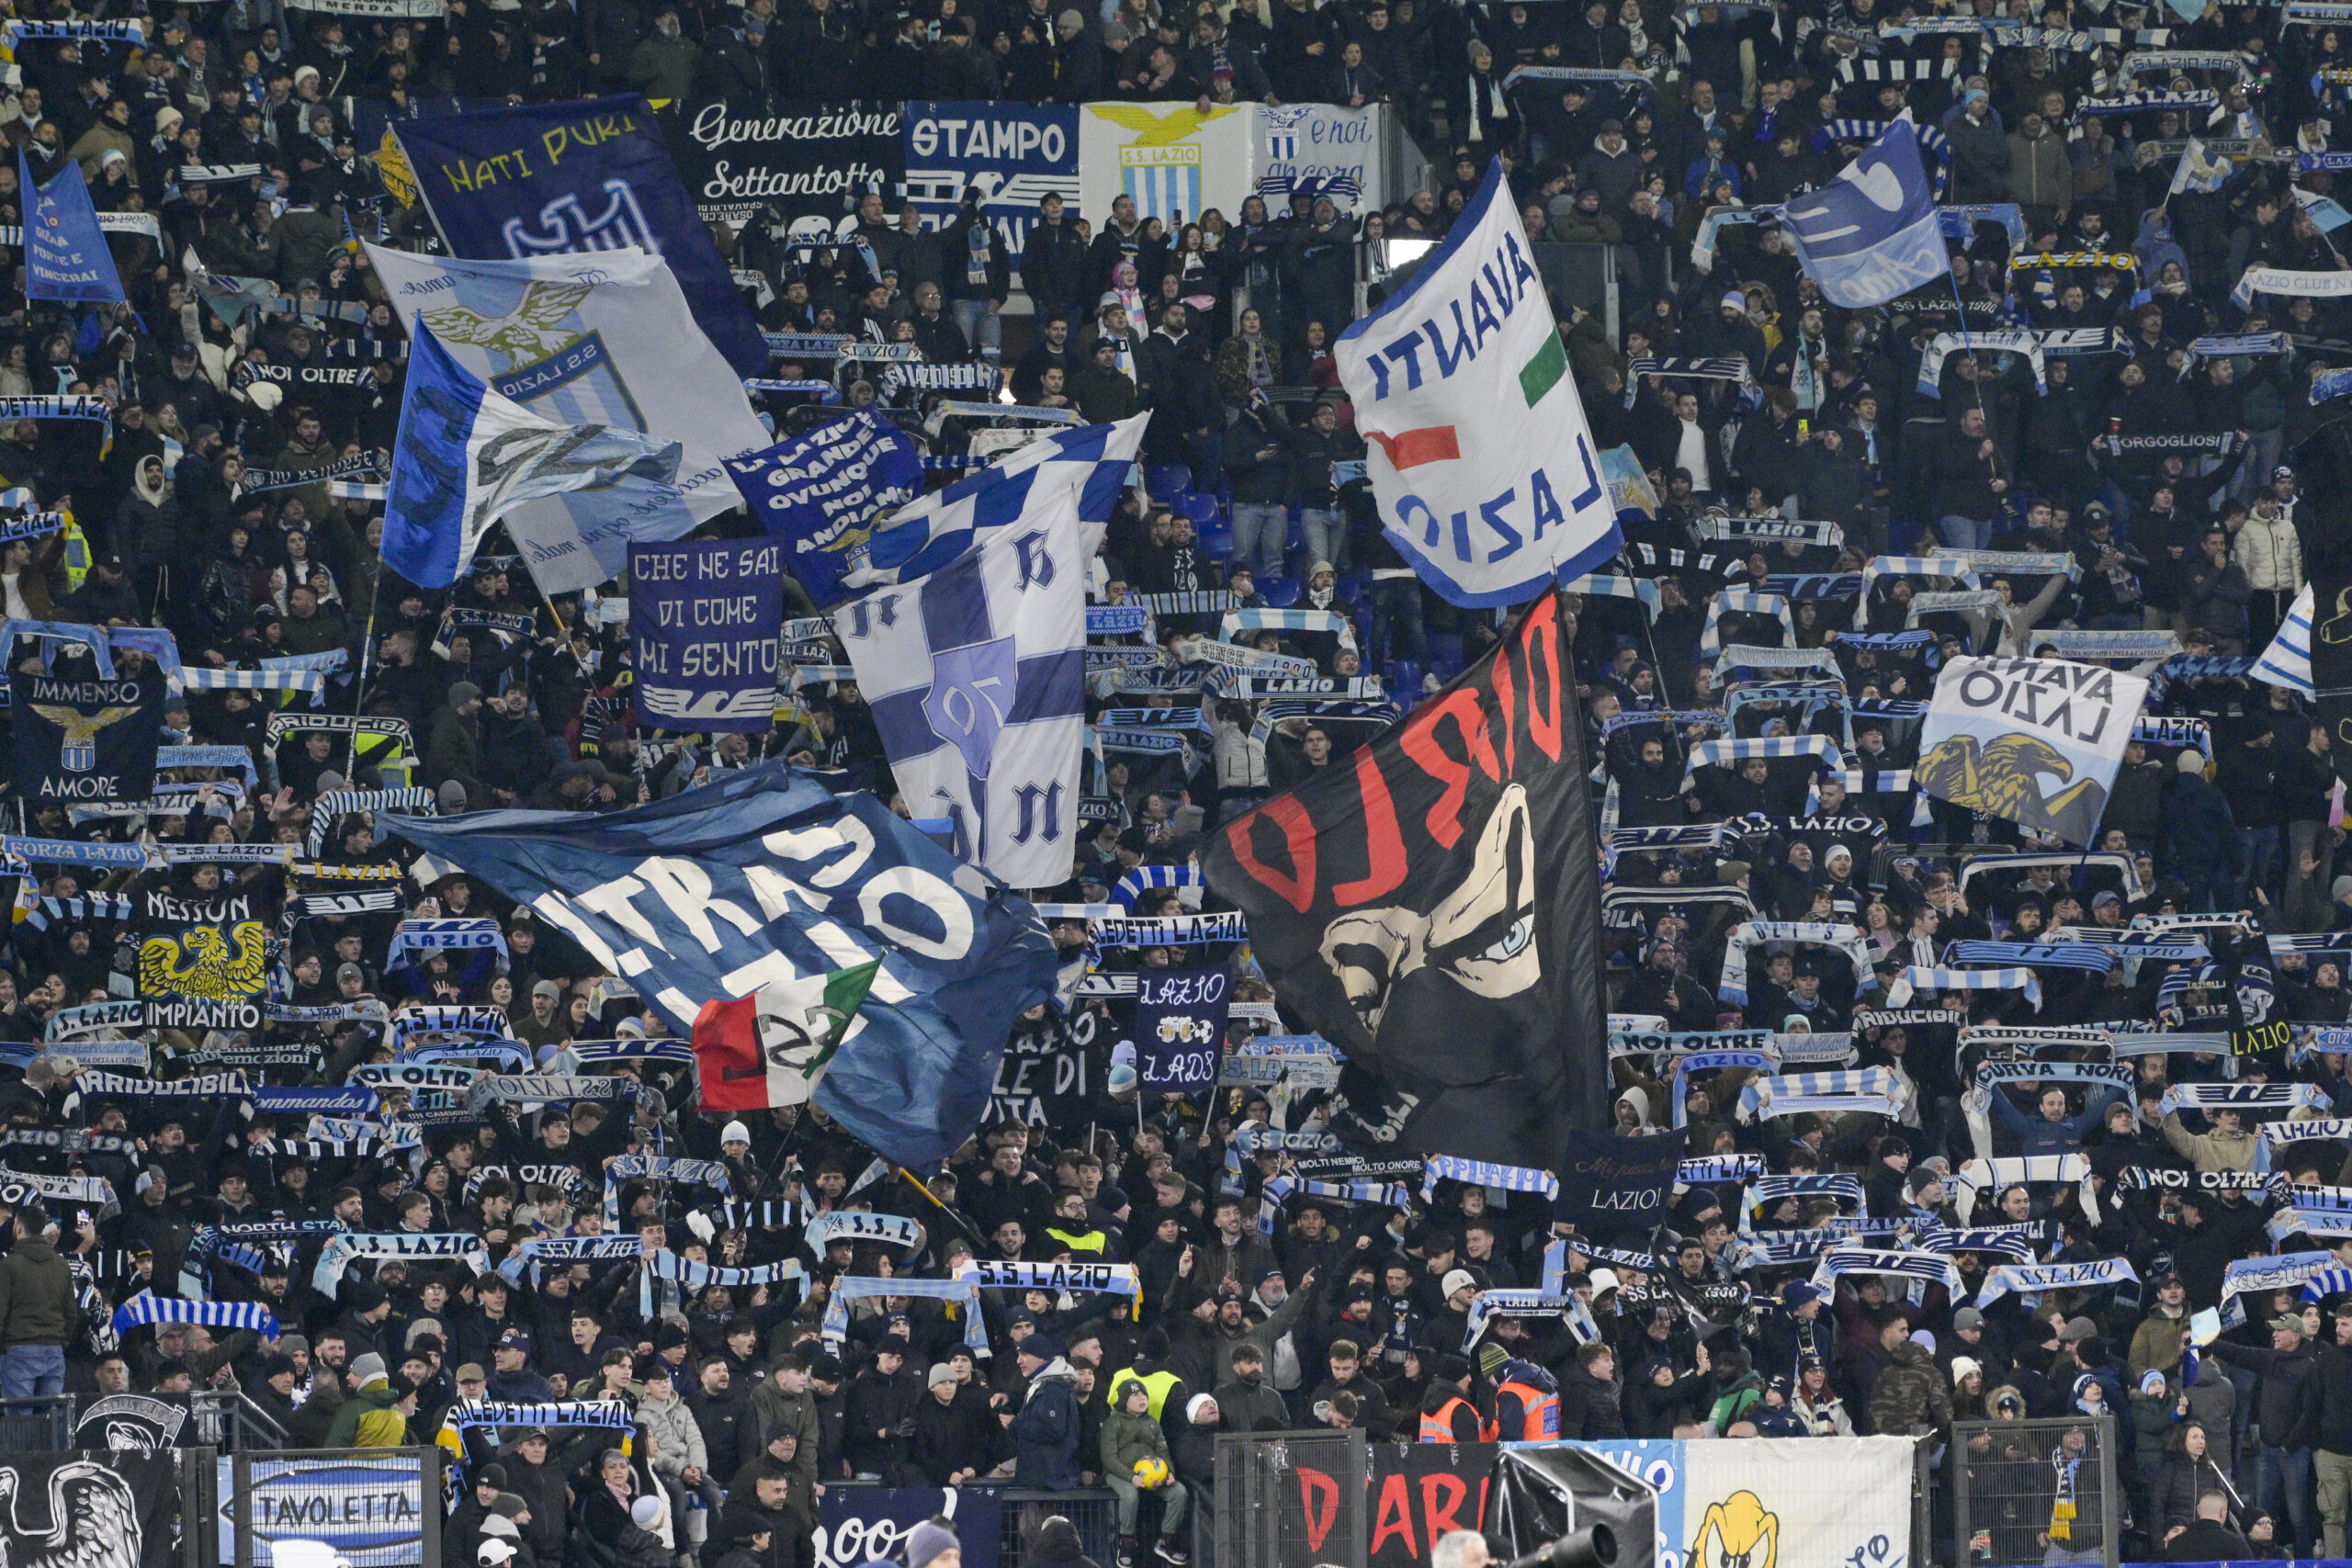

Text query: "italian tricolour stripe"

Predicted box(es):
[1334, 156, 1620, 607]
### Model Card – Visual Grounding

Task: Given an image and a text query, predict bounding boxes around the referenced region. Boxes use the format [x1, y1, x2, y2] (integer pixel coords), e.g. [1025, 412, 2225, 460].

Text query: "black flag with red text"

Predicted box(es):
[1203, 593, 1607, 1166]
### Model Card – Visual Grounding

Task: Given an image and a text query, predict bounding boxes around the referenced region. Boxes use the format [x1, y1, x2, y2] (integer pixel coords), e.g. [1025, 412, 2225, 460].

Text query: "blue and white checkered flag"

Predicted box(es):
[835, 491, 1088, 890]
[850, 412, 1148, 588]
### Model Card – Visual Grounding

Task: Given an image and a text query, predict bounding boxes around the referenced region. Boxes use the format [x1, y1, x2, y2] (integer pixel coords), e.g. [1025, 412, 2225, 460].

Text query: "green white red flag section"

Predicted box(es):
[693, 958, 882, 1112]
[1333, 155, 1622, 609]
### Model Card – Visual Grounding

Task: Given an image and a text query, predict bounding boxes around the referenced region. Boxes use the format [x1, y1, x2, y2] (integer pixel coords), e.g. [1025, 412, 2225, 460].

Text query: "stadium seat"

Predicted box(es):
[1260, 575, 1301, 608]
[1198, 522, 1233, 559]
[1183, 492, 1221, 526]
[1145, 462, 1191, 496]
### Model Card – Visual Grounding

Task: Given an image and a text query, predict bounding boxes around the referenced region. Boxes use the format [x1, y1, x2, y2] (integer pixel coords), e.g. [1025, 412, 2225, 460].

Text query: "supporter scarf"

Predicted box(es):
[465, 1075, 637, 1113]
[287, 888, 403, 922]
[75, 1071, 250, 1099]
[1973, 1060, 2137, 1089]
[257, 1134, 405, 1161]
[1807, 1245, 1963, 1297]
[309, 788, 436, 855]
[241, 451, 382, 493]
[1736, 1226, 1905, 1268]
[46, 1000, 146, 1042]
[603, 1155, 730, 1221]
[447, 1399, 637, 1435]
[1899, 965, 2042, 1011]
[0, 1128, 136, 1156]
[2268, 1207, 2352, 1243]
[715, 1200, 799, 1232]
[253, 1087, 377, 1116]
[1718, 921, 1875, 1008]
[1974, 1257, 2137, 1308]
[2312, 367, 2352, 405]
[1916, 1222, 2045, 1261]
[1421, 1155, 1558, 1201]
[390, 1005, 516, 1047]
[1855, 1008, 1968, 1029]
[311, 1232, 492, 1292]
[0, 512, 62, 546]
[0, 395, 110, 430]
[1674, 1050, 1780, 1128]
[824, 1275, 988, 1354]
[1257, 1175, 1412, 1235]
[2110, 1168, 2268, 1190]
[111, 1292, 277, 1336]
[4, 839, 148, 874]
[412, 1043, 532, 1071]
[353, 1064, 480, 1094]
[1955, 1155, 2099, 1223]
[2233, 265, 2352, 309]
[2222, 1251, 2332, 1325]
[495, 1236, 644, 1288]
[266, 1000, 390, 1025]
[1463, 1290, 1599, 1352]
[2158, 1082, 2328, 1117]
[385, 919, 507, 972]
[1679, 1154, 1768, 1187]
[1917, 331, 2047, 396]
[958, 1258, 1138, 1300]
[638, 1249, 807, 1319]
[805, 1211, 925, 1252]
[2301, 1267, 2352, 1302]
[1747, 1173, 1863, 1213]
[1737, 1068, 1908, 1122]
[0, 1169, 116, 1208]
[1611, 1027, 1774, 1058]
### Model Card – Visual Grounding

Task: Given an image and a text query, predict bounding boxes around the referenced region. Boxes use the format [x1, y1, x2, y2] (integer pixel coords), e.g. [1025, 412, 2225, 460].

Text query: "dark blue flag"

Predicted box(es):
[629, 537, 785, 733]
[1134, 965, 1232, 1092]
[387, 96, 763, 377]
[724, 410, 923, 610]
[12, 667, 162, 803]
[384, 762, 1057, 1165]
[22, 151, 126, 304]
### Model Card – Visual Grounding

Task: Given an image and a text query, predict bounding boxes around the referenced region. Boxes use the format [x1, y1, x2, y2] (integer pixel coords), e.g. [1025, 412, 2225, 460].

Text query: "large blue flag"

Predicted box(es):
[1777, 118, 1951, 308]
[725, 410, 924, 610]
[387, 96, 763, 377]
[380, 319, 683, 590]
[22, 152, 124, 304]
[384, 763, 1057, 1164]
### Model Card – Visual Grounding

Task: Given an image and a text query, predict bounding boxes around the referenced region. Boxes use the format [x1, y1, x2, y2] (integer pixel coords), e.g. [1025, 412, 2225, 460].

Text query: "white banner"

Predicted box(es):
[1917, 656, 2148, 847]
[1252, 105, 1385, 212]
[1684, 1437, 1919, 1566]
[363, 244, 767, 593]
[1077, 103, 1257, 227]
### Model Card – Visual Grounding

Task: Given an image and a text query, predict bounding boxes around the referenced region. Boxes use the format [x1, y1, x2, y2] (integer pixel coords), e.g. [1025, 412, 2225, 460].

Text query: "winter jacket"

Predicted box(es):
[637, 1389, 707, 1480]
[2130, 1305, 2190, 1379]
[2234, 512, 2303, 593]
[748, 1380, 820, 1504]
[1012, 1357, 1082, 1487]
[2161, 1111, 2257, 1174]
[2006, 127, 2072, 207]
[2208, 1338, 2320, 1451]
[0, 1236, 76, 1347]
[1102, 1404, 1175, 1479]
[323, 1381, 404, 1448]
[2151, 1451, 2236, 1534]
[1558, 1361, 1627, 1439]
[1867, 1342, 1952, 1438]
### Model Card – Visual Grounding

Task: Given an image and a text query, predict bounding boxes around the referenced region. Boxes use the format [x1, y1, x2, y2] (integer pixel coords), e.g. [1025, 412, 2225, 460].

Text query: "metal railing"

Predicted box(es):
[1953, 1414, 2120, 1568]
[190, 1388, 288, 1451]
[1215, 1429, 1370, 1568]
[0, 1392, 76, 1449]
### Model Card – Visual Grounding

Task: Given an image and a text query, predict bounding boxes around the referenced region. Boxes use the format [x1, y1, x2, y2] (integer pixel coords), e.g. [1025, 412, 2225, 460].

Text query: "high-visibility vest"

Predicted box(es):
[61, 513, 88, 592]
[1496, 1379, 1560, 1441]
[1108, 1366, 1182, 1422]
[1419, 1394, 1477, 1443]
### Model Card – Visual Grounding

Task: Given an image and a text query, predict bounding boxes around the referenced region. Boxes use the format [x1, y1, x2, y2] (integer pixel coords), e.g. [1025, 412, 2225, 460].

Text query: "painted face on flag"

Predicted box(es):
[1204, 595, 1604, 1165]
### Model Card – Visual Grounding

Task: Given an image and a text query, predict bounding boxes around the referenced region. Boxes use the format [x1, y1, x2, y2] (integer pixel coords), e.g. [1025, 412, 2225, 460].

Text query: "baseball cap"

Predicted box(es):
[456, 1363, 487, 1383]
[498, 1329, 532, 1353]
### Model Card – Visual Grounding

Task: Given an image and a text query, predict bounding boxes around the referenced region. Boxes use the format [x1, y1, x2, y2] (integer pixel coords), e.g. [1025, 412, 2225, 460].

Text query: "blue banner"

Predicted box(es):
[22, 151, 125, 303]
[383, 762, 1058, 1166]
[1135, 964, 1232, 1092]
[815, 1486, 1002, 1568]
[903, 102, 1080, 255]
[629, 537, 783, 733]
[388, 95, 763, 376]
[725, 410, 923, 610]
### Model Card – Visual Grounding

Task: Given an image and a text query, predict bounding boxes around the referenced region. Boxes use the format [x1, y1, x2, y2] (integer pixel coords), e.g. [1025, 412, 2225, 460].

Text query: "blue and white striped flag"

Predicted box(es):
[835, 493, 1088, 889]
[851, 412, 1148, 588]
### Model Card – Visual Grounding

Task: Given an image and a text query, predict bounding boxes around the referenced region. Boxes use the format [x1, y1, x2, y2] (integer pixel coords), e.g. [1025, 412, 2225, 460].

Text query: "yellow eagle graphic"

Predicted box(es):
[139, 921, 268, 1001]
[1085, 103, 1245, 145]
[420, 279, 594, 368]
[28, 703, 143, 772]
[1917, 732, 2109, 844]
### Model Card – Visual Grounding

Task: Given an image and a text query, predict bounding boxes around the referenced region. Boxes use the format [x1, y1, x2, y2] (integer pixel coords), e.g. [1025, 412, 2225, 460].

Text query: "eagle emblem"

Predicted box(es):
[139, 921, 268, 1001]
[420, 280, 594, 368]
[1917, 732, 2109, 845]
[28, 704, 142, 772]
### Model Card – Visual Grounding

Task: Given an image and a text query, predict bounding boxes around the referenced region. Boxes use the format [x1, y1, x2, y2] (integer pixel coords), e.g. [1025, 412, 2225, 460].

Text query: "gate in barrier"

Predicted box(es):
[1215, 1430, 1371, 1568]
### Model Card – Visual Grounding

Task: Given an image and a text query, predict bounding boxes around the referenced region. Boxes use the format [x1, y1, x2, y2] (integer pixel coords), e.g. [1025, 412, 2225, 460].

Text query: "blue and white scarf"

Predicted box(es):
[45, 1000, 146, 1042]
[1900, 965, 2042, 1011]
[642, 1249, 808, 1318]
[805, 1211, 926, 1252]
[384, 919, 506, 973]
[1738, 1068, 1908, 1122]
[1974, 1257, 2137, 1308]
[564, 1039, 697, 1067]
[2222, 1251, 2333, 1325]
[1808, 1245, 1963, 1296]
[497, 1235, 644, 1286]
[604, 1155, 730, 1222]
[76, 1070, 249, 1099]
[1747, 1173, 1863, 1214]
[1679, 1155, 1768, 1188]
[1916, 1222, 2046, 1262]
[1258, 1175, 1411, 1235]
[2268, 1207, 2352, 1243]
[2159, 1082, 2327, 1117]
[1422, 1155, 1557, 1201]
[252, 1086, 378, 1117]
[111, 1292, 277, 1337]
[1463, 1289, 1599, 1352]
[312, 1232, 492, 1292]
[447, 1398, 637, 1436]
[309, 788, 436, 855]
[824, 1275, 988, 1354]
[1716, 920, 1876, 1009]
[1955, 1155, 2099, 1224]
[1671, 1049, 1780, 1128]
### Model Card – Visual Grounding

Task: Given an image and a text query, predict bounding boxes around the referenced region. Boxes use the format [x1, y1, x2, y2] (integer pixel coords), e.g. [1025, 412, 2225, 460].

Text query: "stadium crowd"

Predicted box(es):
[6, 0, 2352, 1567]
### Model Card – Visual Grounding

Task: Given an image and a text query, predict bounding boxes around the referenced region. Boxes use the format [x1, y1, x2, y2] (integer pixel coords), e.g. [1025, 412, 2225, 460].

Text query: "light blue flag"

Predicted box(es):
[22, 152, 124, 304]
[381, 320, 684, 590]
[1777, 119, 1951, 308]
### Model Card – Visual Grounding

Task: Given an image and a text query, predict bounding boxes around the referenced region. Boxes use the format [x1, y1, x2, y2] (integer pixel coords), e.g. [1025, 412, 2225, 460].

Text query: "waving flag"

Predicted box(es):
[23, 151, 124, 304]
[383, 765, 1057, 1165]
[1333, 157, 1620, 608]
[853, 412, 1148, 586]
[835, 491, 1086, 890]
[1778, 119, 1951, 308]
[380, 320, 684, 591]
[694, 959, 883, 1111]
